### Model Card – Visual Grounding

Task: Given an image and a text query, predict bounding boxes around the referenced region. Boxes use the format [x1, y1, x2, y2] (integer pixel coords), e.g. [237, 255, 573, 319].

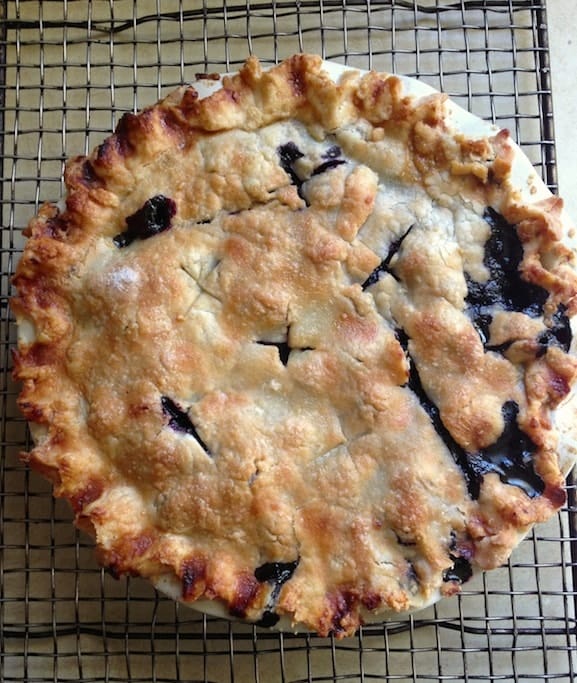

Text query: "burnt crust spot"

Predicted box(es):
[544, 483, 567, 508]
[278, 142, 305, 196]
[21, 203, 69, 241]
[229, 573, 260, 618]
[537, 304, 572, 356]
[18, 342, 58, 368]
[181, 557, 207, 600]
[443, 555, 473, 584]
[113, 195, 176, 248]
[329, 590, 359, 636]
[98, 532, 155, 580]
[96, 112, 137, 162]
[468, 401, 544, 499]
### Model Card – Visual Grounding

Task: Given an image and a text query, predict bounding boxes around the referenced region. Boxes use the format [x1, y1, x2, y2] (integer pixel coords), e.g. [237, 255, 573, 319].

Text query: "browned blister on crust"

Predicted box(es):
[12, 54, 577, 637]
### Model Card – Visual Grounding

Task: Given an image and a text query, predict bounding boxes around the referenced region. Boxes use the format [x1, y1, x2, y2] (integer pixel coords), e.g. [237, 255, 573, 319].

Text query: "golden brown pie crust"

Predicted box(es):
[12, 54, 577, 637]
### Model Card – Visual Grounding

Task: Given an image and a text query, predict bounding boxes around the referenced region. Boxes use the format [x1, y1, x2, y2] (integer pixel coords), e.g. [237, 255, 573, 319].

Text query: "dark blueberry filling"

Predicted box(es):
[311, 158, 347, 176]
[277, 141, 347, 202]
[81, 160, 98, 186]
[405, 561, 420, 592]
[362, 225, 414, 289]
[114, 195, 177, 248]
[254, 559, 300, 629]
[443, 555, 473, 584]
[444, 531, 474, 583]
[465, 208, 548, 345]
[484, 339, 514, 354]
[448, 531, 458, 554]
[397, 330, 544, 499]
[537, 304, 572, 356]
[278, 142, 305, 196]
[468, 401, 544, 499]
[161, 396, 211, 455]
[256, 340, 291, 366]
[322, 145, 342, 159]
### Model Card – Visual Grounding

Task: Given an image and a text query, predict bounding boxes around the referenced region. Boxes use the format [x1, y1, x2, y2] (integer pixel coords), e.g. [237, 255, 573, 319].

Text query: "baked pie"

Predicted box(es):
[12, 54, 577, 637]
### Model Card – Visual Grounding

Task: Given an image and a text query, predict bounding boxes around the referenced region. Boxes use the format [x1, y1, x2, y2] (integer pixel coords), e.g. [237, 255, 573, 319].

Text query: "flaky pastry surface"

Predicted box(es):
[12, 54, 577, 637]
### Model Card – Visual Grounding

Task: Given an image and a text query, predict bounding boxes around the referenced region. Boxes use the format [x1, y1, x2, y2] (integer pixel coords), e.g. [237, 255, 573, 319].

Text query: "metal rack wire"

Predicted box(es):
[1, 1, 576, 681]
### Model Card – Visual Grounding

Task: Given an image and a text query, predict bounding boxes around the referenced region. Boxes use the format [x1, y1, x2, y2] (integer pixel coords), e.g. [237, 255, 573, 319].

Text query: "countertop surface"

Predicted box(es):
[549, 0, 577, 219]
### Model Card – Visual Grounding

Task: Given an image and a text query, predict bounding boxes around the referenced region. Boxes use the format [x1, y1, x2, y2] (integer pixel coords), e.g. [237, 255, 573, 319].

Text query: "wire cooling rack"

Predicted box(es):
[2, 1, 576, 681]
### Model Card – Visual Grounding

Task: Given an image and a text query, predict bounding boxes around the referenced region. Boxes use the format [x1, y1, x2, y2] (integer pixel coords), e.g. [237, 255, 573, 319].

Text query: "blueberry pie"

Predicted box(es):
[12, 55, 577, 637]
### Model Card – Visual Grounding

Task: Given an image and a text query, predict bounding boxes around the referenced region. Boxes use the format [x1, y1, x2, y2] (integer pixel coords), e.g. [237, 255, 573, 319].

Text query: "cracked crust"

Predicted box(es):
[12, 54, 577, 637]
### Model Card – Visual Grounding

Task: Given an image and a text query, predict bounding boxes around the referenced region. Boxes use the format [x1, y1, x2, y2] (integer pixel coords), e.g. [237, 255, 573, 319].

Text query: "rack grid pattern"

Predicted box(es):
[1, 2, 576, 681]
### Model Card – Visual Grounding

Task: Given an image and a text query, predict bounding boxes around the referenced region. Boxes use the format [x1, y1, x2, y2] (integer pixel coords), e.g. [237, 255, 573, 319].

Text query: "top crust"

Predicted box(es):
[12, 54, 577, 637]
